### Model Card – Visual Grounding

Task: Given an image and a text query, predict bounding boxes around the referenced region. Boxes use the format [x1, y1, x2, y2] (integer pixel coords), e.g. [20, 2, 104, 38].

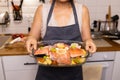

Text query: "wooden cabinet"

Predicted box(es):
[2, 55, 38, 80]
[0, 57, 5, 80]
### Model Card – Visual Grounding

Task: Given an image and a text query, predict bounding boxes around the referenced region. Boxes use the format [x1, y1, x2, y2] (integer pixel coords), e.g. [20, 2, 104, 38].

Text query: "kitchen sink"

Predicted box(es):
[0, 36, 11, 49]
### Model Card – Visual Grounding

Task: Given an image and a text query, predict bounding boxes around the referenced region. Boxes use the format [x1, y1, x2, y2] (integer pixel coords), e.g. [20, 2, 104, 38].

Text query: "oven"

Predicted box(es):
[84, 51, 115, 80]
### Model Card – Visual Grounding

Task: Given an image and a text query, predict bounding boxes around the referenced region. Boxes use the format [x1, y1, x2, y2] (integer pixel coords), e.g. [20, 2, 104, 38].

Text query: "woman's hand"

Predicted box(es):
[26, 36, 37, 53]
[85, 39, 97, 54]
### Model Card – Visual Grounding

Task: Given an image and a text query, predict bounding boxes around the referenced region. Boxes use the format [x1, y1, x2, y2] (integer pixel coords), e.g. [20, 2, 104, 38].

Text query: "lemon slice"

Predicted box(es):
[70, 43, 81, 48]
[56, 48, 67, 54]
[56, 43, 65, 48]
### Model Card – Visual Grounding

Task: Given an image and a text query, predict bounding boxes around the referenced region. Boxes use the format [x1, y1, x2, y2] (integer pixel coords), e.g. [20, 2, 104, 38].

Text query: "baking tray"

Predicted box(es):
[31, 40, 90, 67]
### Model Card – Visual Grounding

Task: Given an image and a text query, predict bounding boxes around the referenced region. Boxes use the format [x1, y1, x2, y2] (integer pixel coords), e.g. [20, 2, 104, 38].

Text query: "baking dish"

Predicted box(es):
[31, 40, 90, 67]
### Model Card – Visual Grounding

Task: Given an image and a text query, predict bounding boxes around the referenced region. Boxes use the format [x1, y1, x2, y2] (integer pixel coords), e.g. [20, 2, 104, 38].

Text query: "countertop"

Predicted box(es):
[96, 38, 120, 52]
[0, 42, 29, 56]
[0, 37, 120, 56]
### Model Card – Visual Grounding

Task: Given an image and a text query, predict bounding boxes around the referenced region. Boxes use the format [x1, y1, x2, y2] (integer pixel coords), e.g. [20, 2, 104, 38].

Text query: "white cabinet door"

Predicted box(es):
[3, 55, 38, 71]
[0, 57, 4, 80]
[87, 51, 115, 61]
[2, 55, 38, 80]
[112, 51, 120, 80]
[5, 70, 37, 80]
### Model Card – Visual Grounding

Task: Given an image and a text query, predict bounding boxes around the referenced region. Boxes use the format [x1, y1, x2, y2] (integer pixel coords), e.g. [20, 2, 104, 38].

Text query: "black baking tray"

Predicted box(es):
[31, 40, 90, 67]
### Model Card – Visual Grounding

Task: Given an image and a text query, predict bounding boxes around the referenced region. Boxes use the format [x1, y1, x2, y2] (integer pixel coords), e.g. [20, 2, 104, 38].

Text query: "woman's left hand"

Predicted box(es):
[85, 39, 97, 54]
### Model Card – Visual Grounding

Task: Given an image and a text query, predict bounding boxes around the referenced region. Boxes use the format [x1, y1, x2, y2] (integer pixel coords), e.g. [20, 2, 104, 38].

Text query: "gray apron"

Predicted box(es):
[36, 0, 83, 80]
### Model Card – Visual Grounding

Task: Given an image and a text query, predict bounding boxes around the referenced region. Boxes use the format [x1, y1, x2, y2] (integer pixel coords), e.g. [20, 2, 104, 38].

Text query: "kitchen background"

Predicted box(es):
[0, 0, 120, 34]
[0, 1, 120, 80]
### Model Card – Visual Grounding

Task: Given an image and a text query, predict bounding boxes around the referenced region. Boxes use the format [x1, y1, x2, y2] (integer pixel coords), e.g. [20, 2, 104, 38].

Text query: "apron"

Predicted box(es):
[36, 0, 83, 80]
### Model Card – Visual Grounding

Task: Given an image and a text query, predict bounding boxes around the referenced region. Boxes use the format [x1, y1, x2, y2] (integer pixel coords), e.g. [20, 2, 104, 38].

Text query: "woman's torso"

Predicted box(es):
[41, 2, 83, 38]
[35, 1, 83, 80]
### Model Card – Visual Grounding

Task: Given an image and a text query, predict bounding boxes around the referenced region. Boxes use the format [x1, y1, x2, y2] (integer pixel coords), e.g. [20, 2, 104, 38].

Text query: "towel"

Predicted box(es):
[83, 64, 103, 80]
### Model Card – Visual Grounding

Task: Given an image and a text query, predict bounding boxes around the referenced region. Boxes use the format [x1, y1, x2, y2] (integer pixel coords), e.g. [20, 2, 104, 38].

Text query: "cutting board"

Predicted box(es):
[0, 42, 28, 56]
[0, 36, 11, 48]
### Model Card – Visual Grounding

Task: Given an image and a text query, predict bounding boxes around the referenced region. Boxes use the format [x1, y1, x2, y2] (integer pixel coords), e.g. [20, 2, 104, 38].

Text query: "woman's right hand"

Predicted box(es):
[26, 36, 37, 53]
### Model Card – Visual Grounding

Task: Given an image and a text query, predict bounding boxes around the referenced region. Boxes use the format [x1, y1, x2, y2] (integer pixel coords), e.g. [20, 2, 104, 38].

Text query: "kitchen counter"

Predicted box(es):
[0, 42, 28, 56]
[96, 38, 120, 52]
[0, 37, 120, 56]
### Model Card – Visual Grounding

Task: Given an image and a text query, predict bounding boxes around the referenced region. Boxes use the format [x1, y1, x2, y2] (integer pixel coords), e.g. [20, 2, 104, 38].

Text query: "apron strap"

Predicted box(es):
[46, 0, 55, 26]
[46, 0, 79, 26]
[70, 1, 79, 24]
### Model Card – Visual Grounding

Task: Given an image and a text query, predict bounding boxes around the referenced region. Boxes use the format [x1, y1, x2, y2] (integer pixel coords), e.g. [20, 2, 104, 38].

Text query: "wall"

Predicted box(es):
[0, 0, 120, 34]
[77, 0, 120, 31]
[0, 0, 41, 34]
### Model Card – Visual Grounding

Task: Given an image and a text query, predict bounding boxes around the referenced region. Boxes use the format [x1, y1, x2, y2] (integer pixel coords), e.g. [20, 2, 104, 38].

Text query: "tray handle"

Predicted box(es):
[29, 48, 35, 57]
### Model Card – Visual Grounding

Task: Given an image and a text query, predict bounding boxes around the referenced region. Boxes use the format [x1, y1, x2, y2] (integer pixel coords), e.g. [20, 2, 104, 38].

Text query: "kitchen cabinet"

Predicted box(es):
[2, 55, 38, 80]
[0, 57, 5, 80]
[86, 51, 115, 80]
[112, 51, 120, 80]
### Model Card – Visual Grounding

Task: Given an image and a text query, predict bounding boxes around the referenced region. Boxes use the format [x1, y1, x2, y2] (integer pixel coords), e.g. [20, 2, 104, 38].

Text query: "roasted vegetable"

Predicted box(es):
[72, 57, 86, 64]
[35, 42, 88, 66]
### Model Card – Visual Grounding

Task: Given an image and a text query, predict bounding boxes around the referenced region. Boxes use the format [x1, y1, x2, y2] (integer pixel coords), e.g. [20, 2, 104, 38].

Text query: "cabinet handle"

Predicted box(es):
[24, 62, 37, 65]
